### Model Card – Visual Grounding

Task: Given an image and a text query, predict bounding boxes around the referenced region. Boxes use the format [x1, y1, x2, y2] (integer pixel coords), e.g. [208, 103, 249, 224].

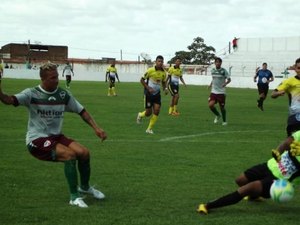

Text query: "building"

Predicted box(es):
[0, 43, 68, 63]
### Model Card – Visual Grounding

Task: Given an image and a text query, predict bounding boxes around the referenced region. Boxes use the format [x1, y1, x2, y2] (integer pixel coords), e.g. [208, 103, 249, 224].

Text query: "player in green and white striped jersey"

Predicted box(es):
[0, 62, 107, 208]
[208, 57, 231, 125]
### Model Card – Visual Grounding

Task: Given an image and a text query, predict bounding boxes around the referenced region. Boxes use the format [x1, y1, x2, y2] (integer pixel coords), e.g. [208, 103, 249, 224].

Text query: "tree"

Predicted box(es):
[168, 37, 216, 65]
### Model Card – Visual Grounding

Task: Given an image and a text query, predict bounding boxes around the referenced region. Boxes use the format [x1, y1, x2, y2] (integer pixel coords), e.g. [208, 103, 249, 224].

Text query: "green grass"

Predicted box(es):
[0, 78, 297, 225]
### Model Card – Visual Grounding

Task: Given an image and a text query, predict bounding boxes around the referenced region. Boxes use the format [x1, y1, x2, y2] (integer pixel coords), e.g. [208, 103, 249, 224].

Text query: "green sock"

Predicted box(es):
[221, 108, 226, 122]
[78, 159, 90, 191]
[210, 107, 220, 116]
[64, 160, 79, 200]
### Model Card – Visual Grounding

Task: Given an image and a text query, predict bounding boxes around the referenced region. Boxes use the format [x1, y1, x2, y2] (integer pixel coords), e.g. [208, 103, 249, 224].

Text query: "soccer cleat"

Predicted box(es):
[136, 113, 142, 124]
[222, 122, 228, 126]
[257, 100, 264, 111]
[259, 105, 264, 111]
[78, 186, 105, 200]
[197, 204, 208, 215]
[243, 196, 265, 202]
[171, 111, 180, 116]
[69, 197, 88, 208]
[214, 116, 220, 124]
[145, 129, 154, 134]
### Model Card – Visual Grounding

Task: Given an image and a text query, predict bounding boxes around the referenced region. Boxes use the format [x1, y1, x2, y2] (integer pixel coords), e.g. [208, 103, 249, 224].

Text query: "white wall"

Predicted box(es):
[3, 67, 290, 89]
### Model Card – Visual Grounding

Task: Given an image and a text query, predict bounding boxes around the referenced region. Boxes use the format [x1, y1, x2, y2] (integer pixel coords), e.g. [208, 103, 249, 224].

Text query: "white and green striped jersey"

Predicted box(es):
[211, 67, 230, 94]
[14, 85, 84, 144]
[63, 64, 73, 76]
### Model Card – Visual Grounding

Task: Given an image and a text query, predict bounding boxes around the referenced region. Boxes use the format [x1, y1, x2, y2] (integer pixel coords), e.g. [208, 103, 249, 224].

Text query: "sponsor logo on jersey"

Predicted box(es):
[37, 109, 63, 117]
[48, 96, 57, 101]
[60, 91, 66, 99]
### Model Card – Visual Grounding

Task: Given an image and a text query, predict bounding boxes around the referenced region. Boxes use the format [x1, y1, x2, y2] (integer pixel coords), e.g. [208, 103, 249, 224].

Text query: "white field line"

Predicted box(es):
[158, 130, 272, 142]
[0, 130, 274, 143]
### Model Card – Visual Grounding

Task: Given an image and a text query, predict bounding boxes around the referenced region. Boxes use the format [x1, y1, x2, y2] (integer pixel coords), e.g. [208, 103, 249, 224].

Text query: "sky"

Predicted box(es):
[1, 0, 299, 62]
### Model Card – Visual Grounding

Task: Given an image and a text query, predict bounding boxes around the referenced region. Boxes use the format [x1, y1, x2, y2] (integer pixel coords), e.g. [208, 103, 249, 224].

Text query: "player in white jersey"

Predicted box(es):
[0, 62, 107, 208]
[208, 57, 231, 125]
[62, 61, 74, 89]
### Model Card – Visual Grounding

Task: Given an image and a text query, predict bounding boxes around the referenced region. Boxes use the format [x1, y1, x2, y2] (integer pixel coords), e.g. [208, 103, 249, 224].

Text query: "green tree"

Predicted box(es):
[168, 37, 216, 65]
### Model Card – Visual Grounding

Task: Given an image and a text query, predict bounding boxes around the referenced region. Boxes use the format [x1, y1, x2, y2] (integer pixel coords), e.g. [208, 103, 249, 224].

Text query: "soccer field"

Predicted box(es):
[0, 79, 298, 225]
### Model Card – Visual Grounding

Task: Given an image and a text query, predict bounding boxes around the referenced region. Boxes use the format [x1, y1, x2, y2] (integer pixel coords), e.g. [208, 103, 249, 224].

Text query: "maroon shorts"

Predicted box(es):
[26, 135, 74, 161]
[208, 93, 226, 106]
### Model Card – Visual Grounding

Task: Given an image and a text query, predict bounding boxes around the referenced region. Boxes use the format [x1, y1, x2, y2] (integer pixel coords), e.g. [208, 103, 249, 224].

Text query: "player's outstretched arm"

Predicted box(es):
[272, 136, 294, 161]
[0, 80, 14, 105]
[271, 89, 285, 98]
[80, 110, 107, 142]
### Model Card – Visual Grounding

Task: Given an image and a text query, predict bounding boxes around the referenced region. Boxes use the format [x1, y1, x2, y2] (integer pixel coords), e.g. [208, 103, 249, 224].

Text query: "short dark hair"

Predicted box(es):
[156, 55, 164, 61]
[262, 62, 267, 66]
[215, 57, 222, 63]
[295, 58, 300, 64]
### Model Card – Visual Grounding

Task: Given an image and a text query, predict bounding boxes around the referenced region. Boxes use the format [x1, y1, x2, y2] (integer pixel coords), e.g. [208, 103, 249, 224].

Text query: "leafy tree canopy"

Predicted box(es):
[168, 37, 216, 65]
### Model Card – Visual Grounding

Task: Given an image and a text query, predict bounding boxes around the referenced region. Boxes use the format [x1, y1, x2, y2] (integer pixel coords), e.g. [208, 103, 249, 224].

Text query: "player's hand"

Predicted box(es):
[272, 149, 281, 161]
[290, 140, 300, 156]
[95, 128, 107, 142]
[147, 87, 155, 94]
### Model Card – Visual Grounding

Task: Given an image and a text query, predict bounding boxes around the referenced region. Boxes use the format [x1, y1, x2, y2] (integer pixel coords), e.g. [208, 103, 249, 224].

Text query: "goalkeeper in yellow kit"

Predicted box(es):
[197, 130, 300, 215]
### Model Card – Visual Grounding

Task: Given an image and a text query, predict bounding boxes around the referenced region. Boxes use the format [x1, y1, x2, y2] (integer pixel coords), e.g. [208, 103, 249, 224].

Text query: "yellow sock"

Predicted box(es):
[112, 87, 116, 95]
[174, 105, 177, 112]
[139, 111, 146, 118]
[108, 88, 111, 95]
[147, 114, 158, 130]
[169, 106, 174, 114]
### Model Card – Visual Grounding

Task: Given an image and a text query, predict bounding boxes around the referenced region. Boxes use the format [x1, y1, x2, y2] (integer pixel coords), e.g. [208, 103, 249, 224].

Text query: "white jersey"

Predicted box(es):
[63, 65, 73, 76]
[211, 67, 230, 94]
[13, 85, 84, 144]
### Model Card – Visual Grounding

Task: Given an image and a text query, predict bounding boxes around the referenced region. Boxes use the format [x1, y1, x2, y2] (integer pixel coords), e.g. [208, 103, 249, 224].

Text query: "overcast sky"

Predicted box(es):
[1, 0, 299, 61]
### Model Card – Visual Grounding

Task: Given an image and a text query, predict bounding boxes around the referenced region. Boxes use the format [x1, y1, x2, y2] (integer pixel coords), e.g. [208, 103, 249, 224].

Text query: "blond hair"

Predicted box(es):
[39, 62, 57, 78]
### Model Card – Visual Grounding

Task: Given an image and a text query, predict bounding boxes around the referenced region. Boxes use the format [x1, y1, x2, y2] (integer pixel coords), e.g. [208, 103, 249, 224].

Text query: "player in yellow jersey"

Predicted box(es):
[136, 55, 168, 134]
[167, 57, 186, 116]
[271, 58, 300, 136]
[105, 61, 120, 96]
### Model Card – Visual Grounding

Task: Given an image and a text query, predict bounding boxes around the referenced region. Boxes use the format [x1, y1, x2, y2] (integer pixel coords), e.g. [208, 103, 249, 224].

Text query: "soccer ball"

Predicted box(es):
[270, 179, 294, 203]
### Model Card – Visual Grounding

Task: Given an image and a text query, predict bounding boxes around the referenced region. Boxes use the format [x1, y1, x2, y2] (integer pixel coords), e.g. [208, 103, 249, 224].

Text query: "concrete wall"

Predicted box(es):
[3, 67, 293, 89]
[221, 36, 300, 77]
[238, 36, 300, 52]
